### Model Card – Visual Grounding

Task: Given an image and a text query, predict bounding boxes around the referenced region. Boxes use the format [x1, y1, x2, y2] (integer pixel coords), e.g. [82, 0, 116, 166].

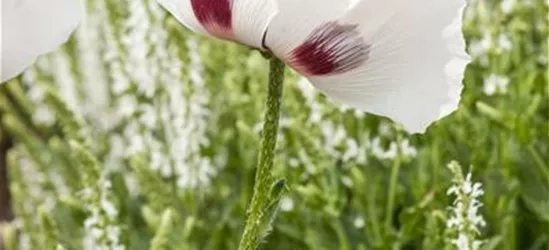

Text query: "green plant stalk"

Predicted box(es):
[385, 154, 402, 232]
[332, 220, 350, 250]
[238, 56, 285, 250]
[526, 145, 549, 183]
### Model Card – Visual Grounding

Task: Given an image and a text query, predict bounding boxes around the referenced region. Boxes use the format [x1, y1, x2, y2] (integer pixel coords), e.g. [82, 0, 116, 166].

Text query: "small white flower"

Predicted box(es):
[483, 74, 509, 96]
[1, 0, 81, 82]
[451, 233, 483, 250]
[27, 84, 46, 103]
[342, 139, 359, 162]
[117, 95, 139, 117]
[372, 137, 397, 160]
[341, 176, 353, 188]
[159, 0, 469, 133]
[378, 123, 392, 136]
[321, 122, 347, 156]
[453, 233, 471, 250]
[139, 105, 158, 129]
[371, 137, 417, 160]
[296, 78, 323, 124]
[472, 240, 483, 250]
[353, 216, 365, 229]
[123, 175, 140, 196]
[400, 139, 418, 158]
[100, 197, 118, 219]
[125, 134, 145, 156]
[462, 173, 473, 194]
[501, 0, 515, 14]
[33, 106, 56, 126]
[288, 158, 300, 168]
[19, 233, 31, 250]
[469, 35, 492, 58]
[280, 197, 295, 212]
[497, 34, 512, 52]
[90, 227, 104, 239]
[111, 73, 131, 94]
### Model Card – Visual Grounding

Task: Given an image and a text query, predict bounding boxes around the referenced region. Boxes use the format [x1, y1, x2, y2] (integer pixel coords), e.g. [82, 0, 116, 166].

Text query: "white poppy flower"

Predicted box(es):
[158, 0, 469, 133]
[1, 0, 82, 82]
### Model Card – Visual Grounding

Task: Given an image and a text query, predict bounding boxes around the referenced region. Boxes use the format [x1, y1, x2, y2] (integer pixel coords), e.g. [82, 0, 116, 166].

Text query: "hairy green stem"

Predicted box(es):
[238, 57, 285, 250]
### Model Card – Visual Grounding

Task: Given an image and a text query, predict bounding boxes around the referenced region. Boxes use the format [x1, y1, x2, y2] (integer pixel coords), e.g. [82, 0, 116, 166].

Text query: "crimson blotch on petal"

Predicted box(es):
[288, 22, 370, 76]
[190, 0, 234, 39]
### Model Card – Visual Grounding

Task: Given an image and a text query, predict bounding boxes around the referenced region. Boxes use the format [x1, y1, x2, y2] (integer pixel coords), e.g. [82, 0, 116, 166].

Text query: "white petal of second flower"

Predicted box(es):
[271, 0, 469, 133]
[1, 0, 82, 82]
[265, 0, 352, 55]
[318, 0, 469, 133]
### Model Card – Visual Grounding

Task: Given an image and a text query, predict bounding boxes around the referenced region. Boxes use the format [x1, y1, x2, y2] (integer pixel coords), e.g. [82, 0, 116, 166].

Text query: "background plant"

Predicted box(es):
[0, 0, 547, 249]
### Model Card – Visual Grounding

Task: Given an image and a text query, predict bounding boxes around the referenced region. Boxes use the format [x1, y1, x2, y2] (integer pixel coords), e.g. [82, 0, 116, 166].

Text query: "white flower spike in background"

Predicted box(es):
[158, 0, 470, 133]
[1, 0, 82, 82]
[446, 161, 485, 250]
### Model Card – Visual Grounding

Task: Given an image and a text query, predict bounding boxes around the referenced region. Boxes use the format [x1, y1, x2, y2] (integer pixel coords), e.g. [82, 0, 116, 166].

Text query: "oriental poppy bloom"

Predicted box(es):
[158, 0, 469, 133]
[1, 0, 81, 82]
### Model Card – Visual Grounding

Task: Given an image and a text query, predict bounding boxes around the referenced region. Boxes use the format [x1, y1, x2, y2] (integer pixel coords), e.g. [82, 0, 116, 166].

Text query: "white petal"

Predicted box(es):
[158, 0, 276, 48]
[1, 0, 82, 82]
[157, 0, 207, 34]
[233, 0, 277, 48]
[272, 0, 469, 133]
[265, 0, 352, 55]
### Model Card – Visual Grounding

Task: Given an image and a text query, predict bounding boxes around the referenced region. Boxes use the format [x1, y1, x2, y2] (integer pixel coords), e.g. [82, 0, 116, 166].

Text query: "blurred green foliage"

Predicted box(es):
[0, 0, 547, 249]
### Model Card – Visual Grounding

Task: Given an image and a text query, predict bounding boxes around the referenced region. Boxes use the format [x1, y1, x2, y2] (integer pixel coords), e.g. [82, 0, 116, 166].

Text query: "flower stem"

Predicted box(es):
[238, 56, 285, 250]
